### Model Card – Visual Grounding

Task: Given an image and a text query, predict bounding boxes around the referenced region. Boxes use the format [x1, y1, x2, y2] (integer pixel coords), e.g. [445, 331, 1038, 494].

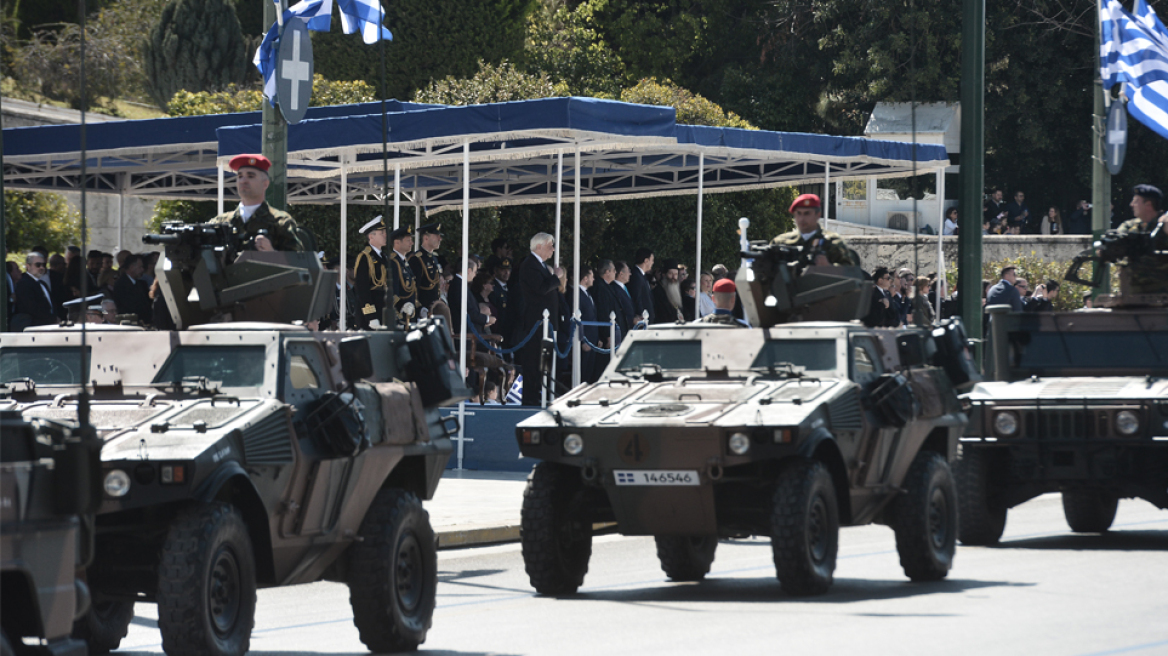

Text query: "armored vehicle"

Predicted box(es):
[2, 411, 101, 656]
[957, 236, 1168, 544]
[516, 241, 979, 596]
[0, 318, 467, 656]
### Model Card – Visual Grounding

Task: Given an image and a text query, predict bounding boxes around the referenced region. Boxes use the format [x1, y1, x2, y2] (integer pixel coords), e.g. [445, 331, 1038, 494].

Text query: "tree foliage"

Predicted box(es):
[414, 60, 565, 105]
[143, 0, 249, 109]
[522, 1, 625, 97]
[621, 78, 754, 128]
[10, 20, 140, 110]
[166, 75, 377, 116]
[311, 0, 540, 100]
[3, 191, 83, 255]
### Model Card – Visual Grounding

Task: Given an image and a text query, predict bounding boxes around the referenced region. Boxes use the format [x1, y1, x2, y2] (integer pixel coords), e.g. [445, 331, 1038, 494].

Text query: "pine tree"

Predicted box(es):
[143, 0, 249, 109]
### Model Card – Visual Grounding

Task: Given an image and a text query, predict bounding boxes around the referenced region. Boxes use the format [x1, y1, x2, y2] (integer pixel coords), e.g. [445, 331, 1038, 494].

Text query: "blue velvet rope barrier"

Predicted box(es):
[465, 316, 543, 355]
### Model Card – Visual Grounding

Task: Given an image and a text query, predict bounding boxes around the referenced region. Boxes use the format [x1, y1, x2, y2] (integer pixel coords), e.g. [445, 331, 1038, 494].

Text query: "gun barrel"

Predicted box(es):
[142, 234, 182, 245]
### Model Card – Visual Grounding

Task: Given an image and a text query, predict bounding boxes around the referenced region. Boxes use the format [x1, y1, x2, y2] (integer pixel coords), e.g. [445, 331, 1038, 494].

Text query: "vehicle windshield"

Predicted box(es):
[152, 346, 268, 388]
[751, 339, 838, 373]
[1010, 330, 1168, 375]
[0, 347, 91, 385]
[616, 341, 701, 372]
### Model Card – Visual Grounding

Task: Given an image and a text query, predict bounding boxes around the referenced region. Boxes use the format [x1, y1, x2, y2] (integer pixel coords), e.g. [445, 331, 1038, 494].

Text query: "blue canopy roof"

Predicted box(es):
[3, 96, 950, 210]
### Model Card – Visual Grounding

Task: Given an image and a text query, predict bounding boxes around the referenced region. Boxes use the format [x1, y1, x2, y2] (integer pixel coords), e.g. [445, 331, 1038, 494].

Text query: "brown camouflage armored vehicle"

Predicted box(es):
[2, 411, 101, 656]
[0, 317, 467, 656]
[516, 241, 979, 596]
[956, 232, 1168, 545]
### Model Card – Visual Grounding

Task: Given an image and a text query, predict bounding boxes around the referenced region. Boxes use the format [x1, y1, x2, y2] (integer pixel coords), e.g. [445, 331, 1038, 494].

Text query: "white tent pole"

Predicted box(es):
[457, 141, 471, 471]
[460, 140, 470, 380]
[116, 173, 125, 252]
[695, 153, 705, 320]
[217, 163, 225, 215]
[339, 161, 348, 331]
[571, 148, 582, 388]
[824, 162, 831, 222]
[414, 193, 421, 238]
[936, 167, 945, 324]
[555, 150, 563, 269]
[393, 165, 401, 230]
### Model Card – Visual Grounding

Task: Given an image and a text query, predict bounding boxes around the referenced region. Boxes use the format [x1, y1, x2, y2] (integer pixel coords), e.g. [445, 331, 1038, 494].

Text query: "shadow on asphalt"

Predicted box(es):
[991, 529, 1168, 552]
[563, 576, 1026, 605]
[438, 568, 508, 584]
[120, 652, 519, 656]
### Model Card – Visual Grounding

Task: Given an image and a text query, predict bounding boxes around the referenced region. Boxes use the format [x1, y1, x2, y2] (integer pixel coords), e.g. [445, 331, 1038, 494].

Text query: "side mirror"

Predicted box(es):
[339, 336, 374, 381]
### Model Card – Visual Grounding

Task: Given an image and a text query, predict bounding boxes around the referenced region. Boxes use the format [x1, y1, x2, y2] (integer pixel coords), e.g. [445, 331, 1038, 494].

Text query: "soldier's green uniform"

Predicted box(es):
[1116, 217, 1168, 294]
[694, 311, 747, 327]
[771, 228, 855, 266]
[209, 203, 306, 252]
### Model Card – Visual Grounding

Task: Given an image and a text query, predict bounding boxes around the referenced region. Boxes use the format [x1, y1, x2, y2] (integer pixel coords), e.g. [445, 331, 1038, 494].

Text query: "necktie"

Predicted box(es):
[38, 279, 52, 305]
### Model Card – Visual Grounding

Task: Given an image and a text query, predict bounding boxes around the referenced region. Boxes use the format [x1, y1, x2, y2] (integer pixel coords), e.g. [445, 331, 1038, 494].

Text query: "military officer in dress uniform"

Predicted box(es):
[408, 221, 454, 331]
[772, 193, 856, 266]
[387, 224, 418, 325]
[353, 216, 389, 329]
[209, 154, 307, 252]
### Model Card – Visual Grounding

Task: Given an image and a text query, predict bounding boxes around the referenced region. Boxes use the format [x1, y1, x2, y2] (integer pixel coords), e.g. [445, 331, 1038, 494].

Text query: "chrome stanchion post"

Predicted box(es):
[541, 309, 550, 408]
[609, 311, 617, 350]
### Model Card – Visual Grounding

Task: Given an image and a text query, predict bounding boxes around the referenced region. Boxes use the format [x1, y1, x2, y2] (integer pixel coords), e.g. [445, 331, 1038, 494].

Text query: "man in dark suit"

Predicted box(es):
[111, 254, 153, 324]
[628, 247, 655, 325]
[13, 252, 59, 330]
[985, 266, 1023, 312]
[573, 266, 600, 384]
[589, 260, 623, 372]
[517, 233, 564, 406]
[611, 260, 637, 337]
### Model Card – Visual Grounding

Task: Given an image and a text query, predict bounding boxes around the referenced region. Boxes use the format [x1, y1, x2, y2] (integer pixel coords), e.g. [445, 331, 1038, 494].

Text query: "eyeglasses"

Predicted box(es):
[29, 262, 46, 269]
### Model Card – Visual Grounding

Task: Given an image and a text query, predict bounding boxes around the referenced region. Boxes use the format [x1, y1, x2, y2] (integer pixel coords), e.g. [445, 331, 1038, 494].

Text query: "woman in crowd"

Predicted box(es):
[1041, 206, 1062, 235]
[698, 271, 716, 317]
[943, 207, 960, 235]
[911, 277, 935, 327]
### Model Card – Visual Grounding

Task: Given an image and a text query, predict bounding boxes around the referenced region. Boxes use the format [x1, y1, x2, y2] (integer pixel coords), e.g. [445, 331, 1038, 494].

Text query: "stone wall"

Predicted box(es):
[844, 235, 1093, 275]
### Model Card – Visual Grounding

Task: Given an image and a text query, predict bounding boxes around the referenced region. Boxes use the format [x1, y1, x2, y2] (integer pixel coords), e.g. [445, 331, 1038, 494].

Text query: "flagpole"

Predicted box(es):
[1093, 0, 1113, 296]
[262, 0, 288, 210]
[380, 0, 389, 224]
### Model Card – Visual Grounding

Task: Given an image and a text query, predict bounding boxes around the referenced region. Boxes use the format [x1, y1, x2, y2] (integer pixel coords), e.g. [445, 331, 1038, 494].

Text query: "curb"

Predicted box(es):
[436, 525, 521, 550]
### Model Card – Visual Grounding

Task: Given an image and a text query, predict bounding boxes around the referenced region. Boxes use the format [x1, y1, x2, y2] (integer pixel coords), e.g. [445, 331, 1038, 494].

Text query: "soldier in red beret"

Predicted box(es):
[209, 154, 308, 252]
[772, 193, 856, 266]
[694, 278, 749, 326]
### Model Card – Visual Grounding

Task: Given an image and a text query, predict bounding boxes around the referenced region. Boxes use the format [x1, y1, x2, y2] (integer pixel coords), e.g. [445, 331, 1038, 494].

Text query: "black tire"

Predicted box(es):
[771, 459, 839, 596]
[1062, 489, 1119, 533]
[655, 536, 718, 582]
[953, 447, 1008, 545]
[74, 599, 135, 653]
[892, 452, 958, 581]
[157, 503, 257, 656]
[348, 488, 437, 653]
[521, 462, 592, 595]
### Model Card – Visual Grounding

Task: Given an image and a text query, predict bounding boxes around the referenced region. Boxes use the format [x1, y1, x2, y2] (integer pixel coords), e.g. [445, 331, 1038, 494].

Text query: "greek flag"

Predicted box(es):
[506, 375, 523, 405]
[1100, 0, 1168, 139]
[256, 0, 392, 105]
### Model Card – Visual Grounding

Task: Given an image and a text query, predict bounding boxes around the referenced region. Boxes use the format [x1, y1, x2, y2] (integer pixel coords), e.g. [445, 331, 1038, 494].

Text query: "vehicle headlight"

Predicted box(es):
[1115, 410, 1140, 436]
[994, 411, 1019, 436]
[563, 433, 584, 456]
[103, 470, 131, 497]
[728, 432, 751, 455]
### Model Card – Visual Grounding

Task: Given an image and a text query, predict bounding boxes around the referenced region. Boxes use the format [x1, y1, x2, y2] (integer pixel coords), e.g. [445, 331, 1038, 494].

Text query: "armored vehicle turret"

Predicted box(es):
[517, 303, 978, 595]
[1, 318, 468, 655]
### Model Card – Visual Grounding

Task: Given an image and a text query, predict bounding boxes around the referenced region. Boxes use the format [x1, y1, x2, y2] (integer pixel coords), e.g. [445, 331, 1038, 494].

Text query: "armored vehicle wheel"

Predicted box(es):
[521, 462, 592, 595]
[655, 536, 718, 581]
[157, 503, 257, 656]
[954, 448, 1007, 545]
[74, 599, 135, 653]
[348, 488, 437, 653]
[891, 452, 958, 581]
[1062, 490, 1119, 533]
[771, 459, 839, 596]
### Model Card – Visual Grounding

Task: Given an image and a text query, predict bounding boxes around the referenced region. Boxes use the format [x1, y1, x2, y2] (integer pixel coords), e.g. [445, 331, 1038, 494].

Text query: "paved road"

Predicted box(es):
[115, 494, 1168, 656]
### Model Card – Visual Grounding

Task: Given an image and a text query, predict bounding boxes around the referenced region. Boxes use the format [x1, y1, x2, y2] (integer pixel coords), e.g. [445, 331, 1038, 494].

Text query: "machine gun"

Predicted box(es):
[1064, 222, 1168, 307]
[736, 239, 873, 327]
[144, 221, 337, 328]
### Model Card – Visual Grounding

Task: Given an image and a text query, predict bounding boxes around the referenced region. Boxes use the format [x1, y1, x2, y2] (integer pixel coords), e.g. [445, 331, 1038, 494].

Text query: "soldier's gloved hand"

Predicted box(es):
[402, 302, 416, 317]
[254, 234, 275, 252]
[369, 319, 382, 329]
[420, 307, 429, 319]
[813, 253, 830, 266]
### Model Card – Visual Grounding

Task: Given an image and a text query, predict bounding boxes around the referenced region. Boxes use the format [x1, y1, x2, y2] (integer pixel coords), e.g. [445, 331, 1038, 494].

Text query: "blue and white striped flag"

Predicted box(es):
[1100, 0, 1168, 140]
[255, 0, 391, 105]
[506, 375, 523, 405]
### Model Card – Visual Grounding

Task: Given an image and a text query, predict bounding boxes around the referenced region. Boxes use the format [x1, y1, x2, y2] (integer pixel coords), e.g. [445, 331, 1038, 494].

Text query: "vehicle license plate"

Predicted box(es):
[613, 470, 700, 486]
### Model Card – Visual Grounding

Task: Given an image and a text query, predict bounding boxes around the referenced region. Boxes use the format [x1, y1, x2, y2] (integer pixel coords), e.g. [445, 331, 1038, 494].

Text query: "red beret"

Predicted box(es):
[229, 154, 272, 173]
[789, 193, 821, 214]
[712, 278, 736, 293]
